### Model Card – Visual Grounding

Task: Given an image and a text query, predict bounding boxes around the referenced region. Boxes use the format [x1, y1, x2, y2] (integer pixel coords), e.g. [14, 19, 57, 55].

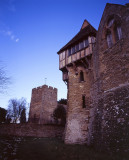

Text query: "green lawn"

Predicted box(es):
[0, 136, 129, 160]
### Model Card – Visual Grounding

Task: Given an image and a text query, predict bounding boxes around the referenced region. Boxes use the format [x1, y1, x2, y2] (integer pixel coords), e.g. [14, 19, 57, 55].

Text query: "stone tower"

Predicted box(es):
[29, 85, 57, 124]
[57, 20, 97, 144]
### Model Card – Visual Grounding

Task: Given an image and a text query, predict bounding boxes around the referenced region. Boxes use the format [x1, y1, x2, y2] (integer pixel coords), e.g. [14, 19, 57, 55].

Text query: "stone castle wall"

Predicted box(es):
[0, 124, 64, 138]
[88, 4, 129, 152]
[92, 84, 129, 152]
[29, 85, 57, 124]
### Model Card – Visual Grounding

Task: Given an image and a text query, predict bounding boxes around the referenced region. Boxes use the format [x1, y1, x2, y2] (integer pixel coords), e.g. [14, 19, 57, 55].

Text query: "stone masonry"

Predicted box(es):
[29, 85, 57, 124]
[64, 65, 93, 144]
[89, 3, 129, 152]
[0, 124, 64, 138]
[58, 3, 129, 151]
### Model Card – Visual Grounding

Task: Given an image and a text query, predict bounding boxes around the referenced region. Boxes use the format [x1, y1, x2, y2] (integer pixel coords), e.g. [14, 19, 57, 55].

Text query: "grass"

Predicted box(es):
[0, 136, 129, 160]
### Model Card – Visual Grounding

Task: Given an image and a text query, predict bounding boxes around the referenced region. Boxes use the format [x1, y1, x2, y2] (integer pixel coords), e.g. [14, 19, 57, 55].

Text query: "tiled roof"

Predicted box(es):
[57, 23, 97, 54]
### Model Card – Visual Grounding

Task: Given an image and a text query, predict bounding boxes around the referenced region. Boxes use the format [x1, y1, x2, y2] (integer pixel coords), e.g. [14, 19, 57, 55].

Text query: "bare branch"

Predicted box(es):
[0, 66, 11, 93]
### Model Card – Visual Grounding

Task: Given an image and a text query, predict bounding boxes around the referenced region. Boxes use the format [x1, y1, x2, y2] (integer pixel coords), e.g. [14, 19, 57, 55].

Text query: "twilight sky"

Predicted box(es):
[0, 0, 128, 109]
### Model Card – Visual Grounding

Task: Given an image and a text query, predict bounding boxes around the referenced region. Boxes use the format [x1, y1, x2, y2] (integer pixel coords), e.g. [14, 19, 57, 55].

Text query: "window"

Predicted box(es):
[107, 31, 113, 48]
[117, 26, 122, 40]
[80, 71, 84, 82]
[75, 43, 79, 52]
[68, 48, 71, 56]
[84, 39, 89, 47]
[62, 51, 65, 59]
[91, 37, 95, 43]
[59, 53, 63, 61]
[80, 41, 84, 50]
[71, 46, 75, 54]
[105, 15, 122, 48]
[107, 18, 114, 28]
[115, 25, 122, 41]
[82, 95, 86, 108]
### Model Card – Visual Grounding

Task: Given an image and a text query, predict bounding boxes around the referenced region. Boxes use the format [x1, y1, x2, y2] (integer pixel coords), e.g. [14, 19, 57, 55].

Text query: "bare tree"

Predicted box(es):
[0, 65, 10, 93]
[7, 99, 19, 123]
[7, 98, 27, 123]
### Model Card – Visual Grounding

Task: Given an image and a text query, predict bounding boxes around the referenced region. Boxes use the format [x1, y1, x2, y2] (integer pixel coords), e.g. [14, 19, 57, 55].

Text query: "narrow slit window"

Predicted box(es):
[82, 95, 86, 108]
[80, 71, 84, 82]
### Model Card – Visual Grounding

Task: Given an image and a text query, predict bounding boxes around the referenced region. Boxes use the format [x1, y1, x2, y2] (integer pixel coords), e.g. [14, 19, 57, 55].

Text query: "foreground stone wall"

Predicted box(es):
[92, 84, 129, 152]
[88, 3, 129, 152]
[0, 124, 64, 138]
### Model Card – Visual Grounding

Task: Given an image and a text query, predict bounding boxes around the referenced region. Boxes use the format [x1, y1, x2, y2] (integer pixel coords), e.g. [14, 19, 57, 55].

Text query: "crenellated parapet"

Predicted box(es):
[29, 85, 57, 124]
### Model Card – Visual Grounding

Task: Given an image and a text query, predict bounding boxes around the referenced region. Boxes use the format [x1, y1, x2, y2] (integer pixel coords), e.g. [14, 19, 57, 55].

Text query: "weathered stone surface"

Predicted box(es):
[0, 124, 64, 138]
[89, 3, 129, 152]
[65, 66, 93, 144]
[91, 84, 129, 152]
[58, 3, 129, 152]
[29, 85, 57, 124]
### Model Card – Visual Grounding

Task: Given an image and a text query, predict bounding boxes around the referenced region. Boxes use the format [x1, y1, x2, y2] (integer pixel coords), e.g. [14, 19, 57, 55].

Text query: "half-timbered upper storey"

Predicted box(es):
[57, 20, 97, 74]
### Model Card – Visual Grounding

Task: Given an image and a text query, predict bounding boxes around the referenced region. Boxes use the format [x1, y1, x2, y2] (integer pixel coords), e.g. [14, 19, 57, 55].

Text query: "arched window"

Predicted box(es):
[106, 30, 113, 48]
[107, 18, 114, 28]
[105, 15, 122, 48]
[114, 25, 122, 41]
[80, 71, 84, 82]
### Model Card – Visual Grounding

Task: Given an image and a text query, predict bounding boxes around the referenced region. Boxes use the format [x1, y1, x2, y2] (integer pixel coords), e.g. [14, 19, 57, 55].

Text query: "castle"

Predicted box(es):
[57, 3, 129, 151]
[28, 3, 129, 151]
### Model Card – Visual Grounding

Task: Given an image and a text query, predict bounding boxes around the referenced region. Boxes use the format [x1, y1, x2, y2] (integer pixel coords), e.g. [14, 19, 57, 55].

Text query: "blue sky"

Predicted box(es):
[0, 0, 128, 109]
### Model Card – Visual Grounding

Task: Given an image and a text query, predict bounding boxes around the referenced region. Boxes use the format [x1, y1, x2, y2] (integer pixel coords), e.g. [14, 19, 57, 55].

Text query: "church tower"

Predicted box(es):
[29, 85, 57, 124]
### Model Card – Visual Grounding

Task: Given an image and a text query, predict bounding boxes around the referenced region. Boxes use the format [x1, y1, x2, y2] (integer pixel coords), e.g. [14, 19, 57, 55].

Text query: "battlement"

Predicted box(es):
[32, 85, 57, 94]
